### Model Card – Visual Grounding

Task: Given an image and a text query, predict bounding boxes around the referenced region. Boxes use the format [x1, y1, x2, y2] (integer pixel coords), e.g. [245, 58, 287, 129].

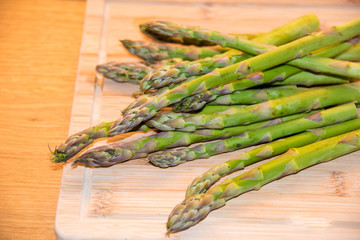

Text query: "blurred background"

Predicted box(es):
[0, 1, 85, 239]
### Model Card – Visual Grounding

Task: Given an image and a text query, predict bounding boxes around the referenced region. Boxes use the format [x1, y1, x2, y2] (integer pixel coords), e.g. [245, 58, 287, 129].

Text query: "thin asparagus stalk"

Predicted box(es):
[186, 117, 360, 197]
[271, 71, 349, 87]
[51, 121, 114, 163]
[289, 55, 360, 79]
[209, 85, 307, 106]
[140, 23, 261, 45]
[120, 39, 226, 62]
[96, 61, 159, 84]
[140, 14, 320, 92]
[172, 39, 358, 112]
[140, 14, 320, 54]
[335, 42, 360, 61]
[167, 128, 360, 234]
[148, 103, 358, 167]
[96, 58, 184, 84]
[140, 50, 250, 92]
[154, 82, 360, 132]
[74, 111, 313, 167]
[140, 25, 259, 46]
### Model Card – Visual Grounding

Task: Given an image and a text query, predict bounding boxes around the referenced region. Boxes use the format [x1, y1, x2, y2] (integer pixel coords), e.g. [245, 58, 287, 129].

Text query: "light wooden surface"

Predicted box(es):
[55, 0, 360, 239]
[0, 0, 85, 239]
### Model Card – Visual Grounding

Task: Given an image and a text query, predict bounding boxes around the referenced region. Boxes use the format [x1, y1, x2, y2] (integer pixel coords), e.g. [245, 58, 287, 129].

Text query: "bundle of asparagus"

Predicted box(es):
[52, 14, 360, 234]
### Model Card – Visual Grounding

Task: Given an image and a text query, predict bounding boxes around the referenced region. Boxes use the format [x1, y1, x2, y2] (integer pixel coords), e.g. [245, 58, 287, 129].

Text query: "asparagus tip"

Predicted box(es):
[51, 149, 68, 163]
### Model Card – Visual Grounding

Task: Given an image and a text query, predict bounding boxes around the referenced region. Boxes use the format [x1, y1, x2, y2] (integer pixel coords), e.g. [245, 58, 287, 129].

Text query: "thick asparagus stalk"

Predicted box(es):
[109, 18, 360, 136]
[167, 127, 360, 234]
[140, 14, 320, 54]
[186, 117, 360, 197]
[73, 111, 313, 167]
[140, 14, 320, 92]
[148, 103, 358, 167]
[155, 82, 360, 132]
[120, 39, 226, 62]
[172, 39, 358, 112]
[209, 85, 307, 106]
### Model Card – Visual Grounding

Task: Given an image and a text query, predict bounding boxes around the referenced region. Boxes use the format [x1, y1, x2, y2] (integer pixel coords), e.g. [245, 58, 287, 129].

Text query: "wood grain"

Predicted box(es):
[55, 0, 360, 240]
[0, 0, 85, 239]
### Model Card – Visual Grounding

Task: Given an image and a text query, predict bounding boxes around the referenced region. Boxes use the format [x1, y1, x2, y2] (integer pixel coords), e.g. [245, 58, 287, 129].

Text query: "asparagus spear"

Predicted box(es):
[271, 71, 349, 87]
[335, 42, 360, 61]
[167, 127, 360, 234]
[140, 22, 261, 45]
[140, 50, 250, 92]
[148, 103, 358, 167]
[154, 82, 360, 132]
[186, 117, 360, 197]
[120, 39, 226, 62]
[96, 58, 185, 84]
[109, 18, 360, 136]
[51, 121, 114, 163]
[209, 85, 307, 106]
[140, 14, 320, 54]
[289, 55, 360, 78]
[96, 61, 158, 84]
[73, 111, 313, 167]
[140, 25, 262, 46]
[172, 39, 358, 112]
[140, 14, 320, 92]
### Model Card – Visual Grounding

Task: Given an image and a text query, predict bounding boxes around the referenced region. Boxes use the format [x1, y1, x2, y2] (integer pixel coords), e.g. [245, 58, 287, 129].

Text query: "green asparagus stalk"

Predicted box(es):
[271, 71, 350, 87]
[172, 39, 358, 112]
[96, 61, 158, 84]
[51, 121, 114, 163]
[289, 55, 360, 78]
[209, 85, 307, 106]
[186, 117, 360, 197]
[335, 42, 360, 61]
[140, 14, 321, 92]
[167, 127, 360, 234]
[140, 22, 261, 45]
[148, 103, 358, 167]
[140, 14, 320, 54]
[96, 58, 185, 84]
[155, 82, 360, 132]
[146, 105, 247, 131]
[140, 50, 250, 92]
[120, 39, 226, 62]
[139, 24, 259, 47]
[74, 111, 315, 167]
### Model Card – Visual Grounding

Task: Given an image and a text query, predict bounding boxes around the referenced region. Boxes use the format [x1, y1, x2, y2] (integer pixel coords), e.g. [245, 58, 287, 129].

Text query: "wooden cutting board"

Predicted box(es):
[55, 0, 360, 239]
